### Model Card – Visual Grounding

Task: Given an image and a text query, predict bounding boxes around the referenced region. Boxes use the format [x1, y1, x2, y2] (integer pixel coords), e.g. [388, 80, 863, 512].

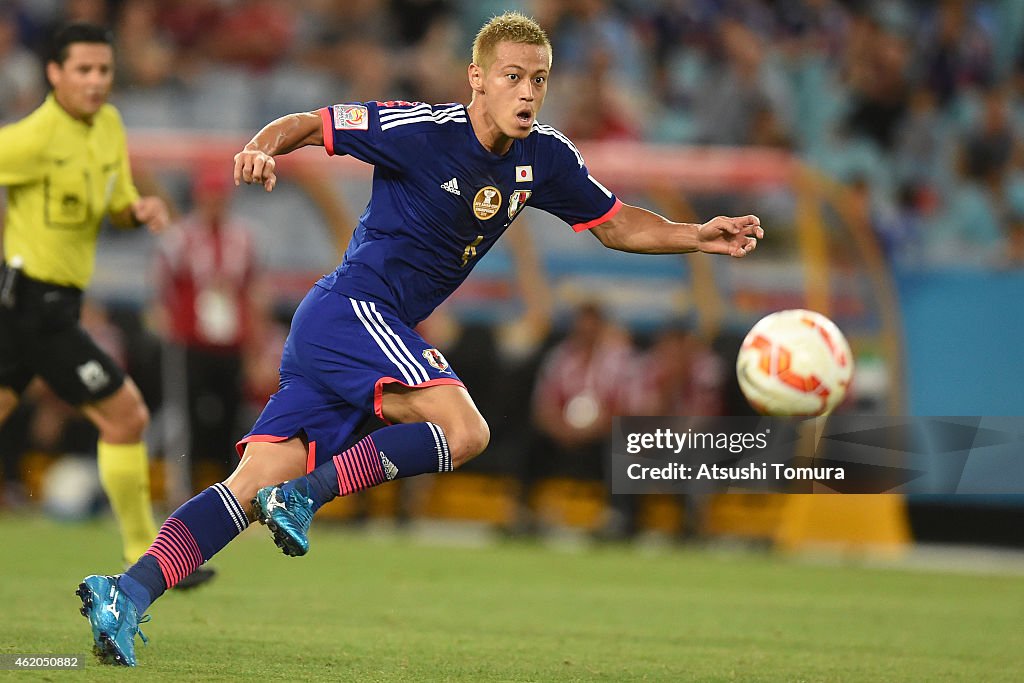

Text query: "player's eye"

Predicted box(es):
[507, 73, 519, 81]
[534, 77, 546, 85]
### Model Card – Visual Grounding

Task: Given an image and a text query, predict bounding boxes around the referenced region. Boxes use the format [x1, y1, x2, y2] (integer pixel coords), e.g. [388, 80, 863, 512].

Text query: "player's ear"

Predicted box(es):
[468, 63, 484, 93]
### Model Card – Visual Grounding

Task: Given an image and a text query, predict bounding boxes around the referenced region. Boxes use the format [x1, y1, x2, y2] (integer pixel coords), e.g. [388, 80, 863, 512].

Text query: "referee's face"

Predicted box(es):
[48, 42, 114, 123]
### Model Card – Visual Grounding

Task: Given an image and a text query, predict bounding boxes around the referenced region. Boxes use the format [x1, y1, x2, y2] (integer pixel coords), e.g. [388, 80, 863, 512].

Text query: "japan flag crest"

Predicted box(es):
[508, 190, 532, 220]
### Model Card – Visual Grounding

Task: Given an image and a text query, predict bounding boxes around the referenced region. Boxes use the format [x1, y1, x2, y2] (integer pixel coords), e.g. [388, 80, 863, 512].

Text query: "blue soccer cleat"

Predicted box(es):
[252, 483, 315, 557]
[76, 575, 150, 667]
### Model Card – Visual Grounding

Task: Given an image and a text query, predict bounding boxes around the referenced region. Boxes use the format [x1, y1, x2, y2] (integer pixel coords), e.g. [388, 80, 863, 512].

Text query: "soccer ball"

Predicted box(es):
[736, 309, 854, 416]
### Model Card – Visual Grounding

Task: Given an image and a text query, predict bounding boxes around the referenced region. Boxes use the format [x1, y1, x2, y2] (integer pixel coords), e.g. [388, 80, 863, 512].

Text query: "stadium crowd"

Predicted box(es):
[3, 0, 1024, 269]
[2, 0, 1023, 537]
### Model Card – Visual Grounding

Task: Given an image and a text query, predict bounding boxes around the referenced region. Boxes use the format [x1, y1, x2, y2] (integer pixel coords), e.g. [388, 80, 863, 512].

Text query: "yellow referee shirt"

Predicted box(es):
[0, 93, 139, 289]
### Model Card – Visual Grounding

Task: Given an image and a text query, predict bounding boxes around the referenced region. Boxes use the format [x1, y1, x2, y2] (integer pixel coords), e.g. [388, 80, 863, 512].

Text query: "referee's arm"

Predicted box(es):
[109, 196, 170, 233]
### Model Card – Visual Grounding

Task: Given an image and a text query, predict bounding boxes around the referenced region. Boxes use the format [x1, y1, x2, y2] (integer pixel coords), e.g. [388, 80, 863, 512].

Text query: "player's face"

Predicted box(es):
[481, 41, 550, 139]
[48, 42, 114, 122]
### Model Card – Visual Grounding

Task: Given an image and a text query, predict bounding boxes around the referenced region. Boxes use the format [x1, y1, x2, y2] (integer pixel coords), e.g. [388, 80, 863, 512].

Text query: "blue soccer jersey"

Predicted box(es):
[315, 100, 622, 326]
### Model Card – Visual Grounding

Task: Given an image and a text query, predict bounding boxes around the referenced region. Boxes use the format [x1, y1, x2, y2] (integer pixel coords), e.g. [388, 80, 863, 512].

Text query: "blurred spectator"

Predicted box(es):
[893, 85, 955, 189]
[693, 18, 794, 146]
[916, 0, 995, 107]
[156, 0, 223, 78]
[293, 0, 396, 102]
[625, 326, 725, 417]
[512, 301, 633, 533]
[154, 167, 261, 483]
[926, 86, 1017, 266]
[201, 0, 297, 74]
[0, 8, 43, 122]
[600, 325, 726, 541]
[561, 52, 641, 142]
[114, 0, 176, 89]
[842, 8, 912, 150]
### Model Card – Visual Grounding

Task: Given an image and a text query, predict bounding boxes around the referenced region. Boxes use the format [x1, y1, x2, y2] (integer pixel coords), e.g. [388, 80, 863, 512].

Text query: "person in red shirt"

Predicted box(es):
[154, 166, 259, 483]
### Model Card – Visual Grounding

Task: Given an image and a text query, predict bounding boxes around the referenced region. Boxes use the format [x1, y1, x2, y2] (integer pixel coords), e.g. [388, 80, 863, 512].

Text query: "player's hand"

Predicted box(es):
[233, 147, 277, 192]
[697, 215, 763, 258]
[132, 196, 170, 233]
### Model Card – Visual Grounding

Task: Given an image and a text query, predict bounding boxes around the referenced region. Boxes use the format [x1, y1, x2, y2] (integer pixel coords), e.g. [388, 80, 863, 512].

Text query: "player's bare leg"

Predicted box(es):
[228, 438, 311, 511]
[253, 383, 490, 556]
[225, 438, 308, 519]
[78, 437, 307, 665]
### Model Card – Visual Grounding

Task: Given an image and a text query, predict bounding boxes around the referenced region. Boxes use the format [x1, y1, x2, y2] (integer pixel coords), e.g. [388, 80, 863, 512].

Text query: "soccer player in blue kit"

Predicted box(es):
[77, 12, 763, 666]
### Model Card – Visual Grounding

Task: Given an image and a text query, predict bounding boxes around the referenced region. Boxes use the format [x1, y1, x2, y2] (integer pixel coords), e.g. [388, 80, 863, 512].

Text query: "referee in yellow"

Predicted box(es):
[0, 23, 210, 587]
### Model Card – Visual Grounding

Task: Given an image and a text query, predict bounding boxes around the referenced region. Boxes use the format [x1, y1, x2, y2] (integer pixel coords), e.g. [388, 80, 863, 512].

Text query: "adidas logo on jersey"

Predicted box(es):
[441, 177, 461, 195]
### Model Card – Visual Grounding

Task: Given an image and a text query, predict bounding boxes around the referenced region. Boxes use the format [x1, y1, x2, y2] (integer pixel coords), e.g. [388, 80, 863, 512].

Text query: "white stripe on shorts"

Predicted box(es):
[350, 298, 415, 385]
[366, 301, 430, 383]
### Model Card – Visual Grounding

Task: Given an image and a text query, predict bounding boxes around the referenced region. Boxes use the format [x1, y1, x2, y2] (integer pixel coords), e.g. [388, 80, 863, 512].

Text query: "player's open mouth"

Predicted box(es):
[516, 110, 533, 125]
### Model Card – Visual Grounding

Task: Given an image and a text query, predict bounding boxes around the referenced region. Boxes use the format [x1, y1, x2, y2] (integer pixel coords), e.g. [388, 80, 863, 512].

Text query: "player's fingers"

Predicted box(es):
[239, 154, 256, 184]
[233, 153, 245, 186]
[250, 155, 267, 183]
[730, 237, 758, 258]
[253, 155, 276, 185]
[264, 173, 277, 192]
[728, 215, 760, 234]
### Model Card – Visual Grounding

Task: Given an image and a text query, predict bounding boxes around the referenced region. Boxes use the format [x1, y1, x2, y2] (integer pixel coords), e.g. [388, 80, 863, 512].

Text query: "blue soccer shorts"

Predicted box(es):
[237, 285, 463, 472]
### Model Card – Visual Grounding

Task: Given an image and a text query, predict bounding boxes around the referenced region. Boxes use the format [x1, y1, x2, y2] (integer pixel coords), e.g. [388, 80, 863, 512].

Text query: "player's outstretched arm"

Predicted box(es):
[233, 112, 323, 192]
[589, 204, 763, 258]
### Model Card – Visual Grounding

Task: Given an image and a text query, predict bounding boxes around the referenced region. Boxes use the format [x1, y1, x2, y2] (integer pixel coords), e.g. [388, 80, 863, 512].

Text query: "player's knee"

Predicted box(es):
[445, 416, 490, 469]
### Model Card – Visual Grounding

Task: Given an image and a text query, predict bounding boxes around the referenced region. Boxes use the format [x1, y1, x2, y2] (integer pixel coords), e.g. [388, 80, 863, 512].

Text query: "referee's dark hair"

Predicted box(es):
[50, 23, 112, 65]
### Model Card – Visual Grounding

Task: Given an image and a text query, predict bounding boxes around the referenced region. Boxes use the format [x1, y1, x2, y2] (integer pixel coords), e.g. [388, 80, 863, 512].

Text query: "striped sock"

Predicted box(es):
[120, 483, 248, 613]
[298, 422, 453, 509]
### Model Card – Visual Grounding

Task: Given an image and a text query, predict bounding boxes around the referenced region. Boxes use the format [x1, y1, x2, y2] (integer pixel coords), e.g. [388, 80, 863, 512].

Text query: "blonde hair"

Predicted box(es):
[472, 12, 551, 71]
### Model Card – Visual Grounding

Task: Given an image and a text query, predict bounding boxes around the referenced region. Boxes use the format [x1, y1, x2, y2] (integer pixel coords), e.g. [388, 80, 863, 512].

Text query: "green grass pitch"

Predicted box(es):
[1, 514, 1021, 681]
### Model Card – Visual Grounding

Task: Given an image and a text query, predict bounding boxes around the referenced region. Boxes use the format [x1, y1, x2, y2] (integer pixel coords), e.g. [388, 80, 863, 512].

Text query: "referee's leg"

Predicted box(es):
[80, 377, 149, 444]
[80, 378, 158, 564]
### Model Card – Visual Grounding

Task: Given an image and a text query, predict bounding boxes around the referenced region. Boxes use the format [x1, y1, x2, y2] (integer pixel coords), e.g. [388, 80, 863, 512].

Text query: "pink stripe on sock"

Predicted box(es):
[333, 436, 386, 496]
[144, 517, 204, 587]
[346, 443, 366, 490]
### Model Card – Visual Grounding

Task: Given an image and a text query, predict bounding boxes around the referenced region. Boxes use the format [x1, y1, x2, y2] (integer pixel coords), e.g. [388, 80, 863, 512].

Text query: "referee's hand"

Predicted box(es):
[132, 196, 170, 233]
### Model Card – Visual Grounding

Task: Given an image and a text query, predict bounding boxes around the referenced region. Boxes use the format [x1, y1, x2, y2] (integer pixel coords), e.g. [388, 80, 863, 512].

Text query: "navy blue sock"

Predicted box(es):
[121, 483, 249, 613]
[296, 422, 452, 510]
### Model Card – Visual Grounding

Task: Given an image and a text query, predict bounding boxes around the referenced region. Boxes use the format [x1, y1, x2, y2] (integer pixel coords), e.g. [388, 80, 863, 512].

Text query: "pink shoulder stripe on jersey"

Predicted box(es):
[373, 377, 466, 424]
[236, 435, 319, 474]
[319, 107, 335, 156]
[572, 198, 623, 233]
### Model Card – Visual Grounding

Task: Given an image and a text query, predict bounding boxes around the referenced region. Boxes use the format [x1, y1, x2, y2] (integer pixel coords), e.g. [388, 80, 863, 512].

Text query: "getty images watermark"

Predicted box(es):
[610, 416, 1024, 495]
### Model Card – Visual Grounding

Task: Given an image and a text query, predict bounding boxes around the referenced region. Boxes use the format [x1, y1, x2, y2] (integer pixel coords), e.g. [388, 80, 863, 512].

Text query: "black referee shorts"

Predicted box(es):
[0, 269, 125, 406]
